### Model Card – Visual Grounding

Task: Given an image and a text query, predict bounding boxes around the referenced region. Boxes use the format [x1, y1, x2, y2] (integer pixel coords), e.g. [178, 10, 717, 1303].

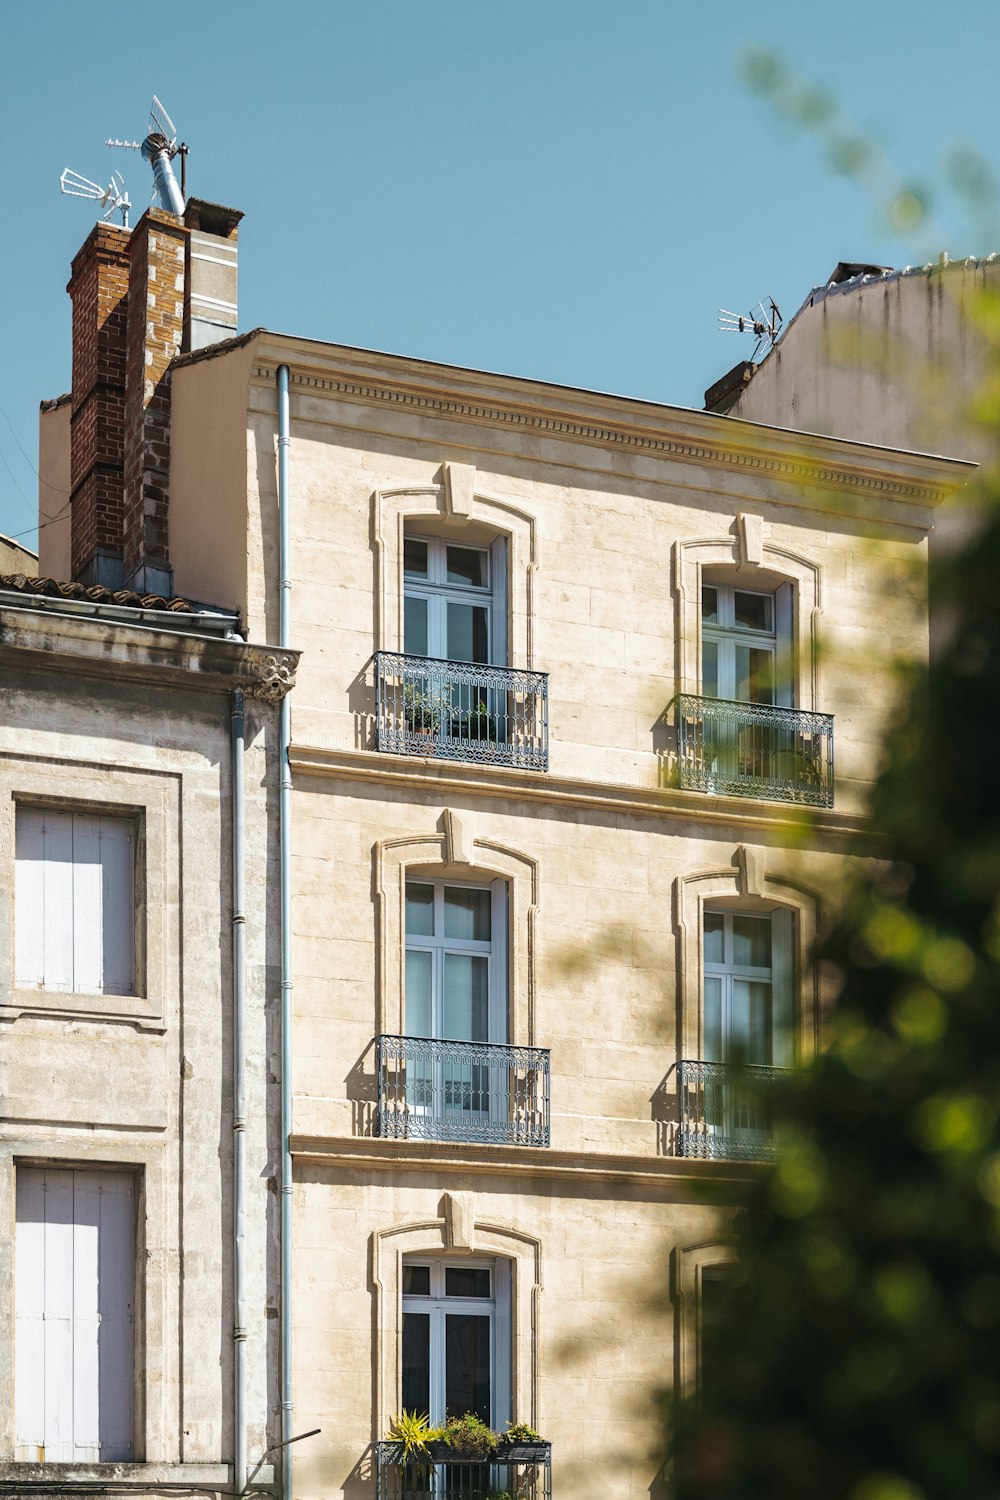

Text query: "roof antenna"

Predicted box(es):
[59, 166, 132, 228]
[718, 296, 783, 362]
[107, 95, 188, 216]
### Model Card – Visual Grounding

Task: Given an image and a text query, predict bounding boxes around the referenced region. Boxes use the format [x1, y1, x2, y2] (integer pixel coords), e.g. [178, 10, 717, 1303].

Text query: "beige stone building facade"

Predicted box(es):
[10, 187, 971, 1500]
[165, 333, 965, 1500]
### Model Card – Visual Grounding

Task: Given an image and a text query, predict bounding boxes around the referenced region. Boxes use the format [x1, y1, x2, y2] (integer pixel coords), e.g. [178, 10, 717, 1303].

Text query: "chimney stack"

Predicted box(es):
[122, 208, 187, 595]
[62, 198, 242, 594]
[183, 198, 243, 352]
[67, 224, 131, 586]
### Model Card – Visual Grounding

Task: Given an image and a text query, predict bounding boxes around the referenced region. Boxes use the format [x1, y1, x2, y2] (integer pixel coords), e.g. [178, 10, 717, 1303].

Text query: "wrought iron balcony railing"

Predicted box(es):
[676, 1059, 784, 1162]
[375, 1441, 552, 1500]
[375, 652, 549, 771]
[375, 1034, 551, 1147]
[671, 694, 834, 808]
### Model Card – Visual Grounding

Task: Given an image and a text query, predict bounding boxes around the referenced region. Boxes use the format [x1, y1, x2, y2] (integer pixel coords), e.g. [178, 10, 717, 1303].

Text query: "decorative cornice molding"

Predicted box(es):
[288, 743, 878, 848]
[289, 1133, 761, 1191]
[250, 361, 960, 506]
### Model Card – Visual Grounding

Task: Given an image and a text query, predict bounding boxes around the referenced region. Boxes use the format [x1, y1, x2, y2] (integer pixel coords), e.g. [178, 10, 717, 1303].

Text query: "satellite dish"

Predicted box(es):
[59, 166, 132, 228]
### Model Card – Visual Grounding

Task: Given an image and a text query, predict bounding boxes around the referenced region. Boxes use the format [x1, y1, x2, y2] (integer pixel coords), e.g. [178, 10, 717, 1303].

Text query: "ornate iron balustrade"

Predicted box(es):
[375, 652, 549, 771]
[676, 1059, 784, 1162]
[671, 694, 834, 807]
[376, 1034, 551, 1147]
[375, 1441, 552, 1500]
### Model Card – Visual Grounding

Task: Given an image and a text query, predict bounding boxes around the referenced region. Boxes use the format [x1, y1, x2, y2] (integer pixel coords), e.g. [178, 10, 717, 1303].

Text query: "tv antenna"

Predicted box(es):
[718, 296, 783, 362]
[107, 95, 188, 216]
[59, 167, 132, 228]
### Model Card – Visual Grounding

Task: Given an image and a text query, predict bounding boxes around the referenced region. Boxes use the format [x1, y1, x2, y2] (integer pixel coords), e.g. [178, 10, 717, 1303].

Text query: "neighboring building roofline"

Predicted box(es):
[39, 392, 71, 413]
[0, 534, 38, 560]
[0, 573, 239, 632]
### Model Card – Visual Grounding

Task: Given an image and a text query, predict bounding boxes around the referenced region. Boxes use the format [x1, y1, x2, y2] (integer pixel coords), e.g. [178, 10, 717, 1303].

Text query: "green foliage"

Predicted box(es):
[387, 1409, 445, 1459]
[667, 78, 1000, 1500]
[402, 681, 443, 733]
[443, 1412, 499, 1459]
[500, 1421, 544, 1445]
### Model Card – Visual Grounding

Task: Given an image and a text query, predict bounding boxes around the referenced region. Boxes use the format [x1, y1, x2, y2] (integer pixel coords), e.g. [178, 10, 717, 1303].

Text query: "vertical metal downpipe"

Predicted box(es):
[276, 365, 294, 1500]
[231, 687, 247, 1495]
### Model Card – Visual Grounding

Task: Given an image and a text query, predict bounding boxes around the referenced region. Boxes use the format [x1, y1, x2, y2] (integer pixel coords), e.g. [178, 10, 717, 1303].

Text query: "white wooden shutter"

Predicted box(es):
[14, 808, 134, 995]
[490, 537, 508, 667]
[770, 908, 796, 1069]
[774, 583, 795, 708]
[489, 880, 509, 1044]
[492, 1257, 513, 1430]
[15, 1167, 135, 1462]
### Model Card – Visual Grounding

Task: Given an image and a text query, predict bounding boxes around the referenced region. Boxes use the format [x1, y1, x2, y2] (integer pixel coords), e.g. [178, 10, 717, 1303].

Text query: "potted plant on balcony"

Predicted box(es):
[402, 682, 444, 747]
[496, 1421, 549, 1463]
[386, 1409, 446, 1470]
[440, 1412, 499, 1460]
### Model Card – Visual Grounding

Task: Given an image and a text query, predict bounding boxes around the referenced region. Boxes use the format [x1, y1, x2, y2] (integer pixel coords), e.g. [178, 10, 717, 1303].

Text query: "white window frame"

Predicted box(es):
[404, 878, 509, 1045]
[701, 581, 793, 707]
[401, 1256, 512, 1429]
[404, 534, 507, 666]
[703, 906, 795, 1069]
[15, 1164, 136, 1462]
[14, 804, 137, 997]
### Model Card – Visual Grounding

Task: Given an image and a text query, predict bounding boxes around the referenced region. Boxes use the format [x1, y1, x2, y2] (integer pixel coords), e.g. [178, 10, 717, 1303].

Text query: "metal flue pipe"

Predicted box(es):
[142, 133, 185, 215]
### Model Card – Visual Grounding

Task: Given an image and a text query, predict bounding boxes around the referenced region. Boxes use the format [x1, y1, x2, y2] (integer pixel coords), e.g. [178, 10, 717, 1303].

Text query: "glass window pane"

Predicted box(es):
[732, 915, 772, 969]
[704, 975, 723, 1061]
[404, 538, 429, 579]
[701, 585, 719, 624]
[445, 1313, 491, 1422]
[447, 602, 489, 664]
[704, 911, 725, 966]
[446, 1267, 491, 1299]
[405, 882, 435, 936]
[405, 950, 433, 1036]
[404, 595, 428, 656]
[442, 954, 489, 1041]
[444, 886, 491, 941]
[735, 644, 775, 705]
[701, 638, 719, 697]
[402, 1312, 430, 1414]
[403, 1264, 431, 1296]
[734, 591, 773, 633]
[733, 979, 772, 1064]
[446, 546, 489, 588]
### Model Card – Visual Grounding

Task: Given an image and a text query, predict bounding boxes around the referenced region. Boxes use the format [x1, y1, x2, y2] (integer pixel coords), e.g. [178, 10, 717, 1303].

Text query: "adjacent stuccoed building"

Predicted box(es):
[10, 200, 972, 1500]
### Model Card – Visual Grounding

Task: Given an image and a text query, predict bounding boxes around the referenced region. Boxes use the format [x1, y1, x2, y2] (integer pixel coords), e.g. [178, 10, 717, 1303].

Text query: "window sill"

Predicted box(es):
[0, 1462, 237, 1485]
[1, 988, 164, 1032]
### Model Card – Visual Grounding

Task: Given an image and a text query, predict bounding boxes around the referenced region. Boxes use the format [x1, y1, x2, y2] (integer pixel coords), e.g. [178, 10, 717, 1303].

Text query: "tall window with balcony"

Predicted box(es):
[673, 578, 833, 806]
[678, 908, 793, 1161]
[376, 878, 550, 1146]
[375, 532, 548, 769]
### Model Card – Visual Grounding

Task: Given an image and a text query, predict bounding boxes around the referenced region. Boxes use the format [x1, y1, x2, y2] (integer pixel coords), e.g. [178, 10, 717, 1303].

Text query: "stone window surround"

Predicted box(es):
[371, 1198, 543, 1438]
[374, 819, 540, 1045]
[670, 1237, 738, 1399]
[373, 465, 539, 669]
[673, 852, 820, 1064]
[0, 1140, 165, 1464]
[0, 757, 174, 1031]
[672, 526, 823, 708]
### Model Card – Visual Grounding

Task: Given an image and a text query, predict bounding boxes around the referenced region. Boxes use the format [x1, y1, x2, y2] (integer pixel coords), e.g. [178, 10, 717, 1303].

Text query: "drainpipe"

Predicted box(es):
[231, 687, 247, 1495]
[276, 364, 294, 1500]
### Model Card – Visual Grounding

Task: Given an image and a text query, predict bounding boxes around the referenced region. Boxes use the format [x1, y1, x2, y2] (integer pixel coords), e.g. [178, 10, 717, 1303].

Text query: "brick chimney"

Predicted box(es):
[122, 209, 187, 595]
[67, 224, 131, 586]
[63, 199, 241, 594]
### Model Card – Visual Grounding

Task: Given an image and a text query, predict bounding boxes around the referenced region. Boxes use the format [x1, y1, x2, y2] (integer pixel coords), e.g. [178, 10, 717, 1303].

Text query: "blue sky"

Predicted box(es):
[1, 0, 998, 553]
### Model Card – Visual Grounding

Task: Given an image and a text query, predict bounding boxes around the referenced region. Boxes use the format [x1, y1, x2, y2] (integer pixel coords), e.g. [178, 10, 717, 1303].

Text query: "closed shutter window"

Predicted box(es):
[15, 807, 135, 995]
[15, 1166, 135, 1462]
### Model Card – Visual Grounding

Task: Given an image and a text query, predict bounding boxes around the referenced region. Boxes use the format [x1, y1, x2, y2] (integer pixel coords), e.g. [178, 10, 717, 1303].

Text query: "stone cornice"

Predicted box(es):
[244, 332, 972, 511]
[0, 602, 300, 701]
[288, 743, 878, 849]
[289, 1132, 759, 1194]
